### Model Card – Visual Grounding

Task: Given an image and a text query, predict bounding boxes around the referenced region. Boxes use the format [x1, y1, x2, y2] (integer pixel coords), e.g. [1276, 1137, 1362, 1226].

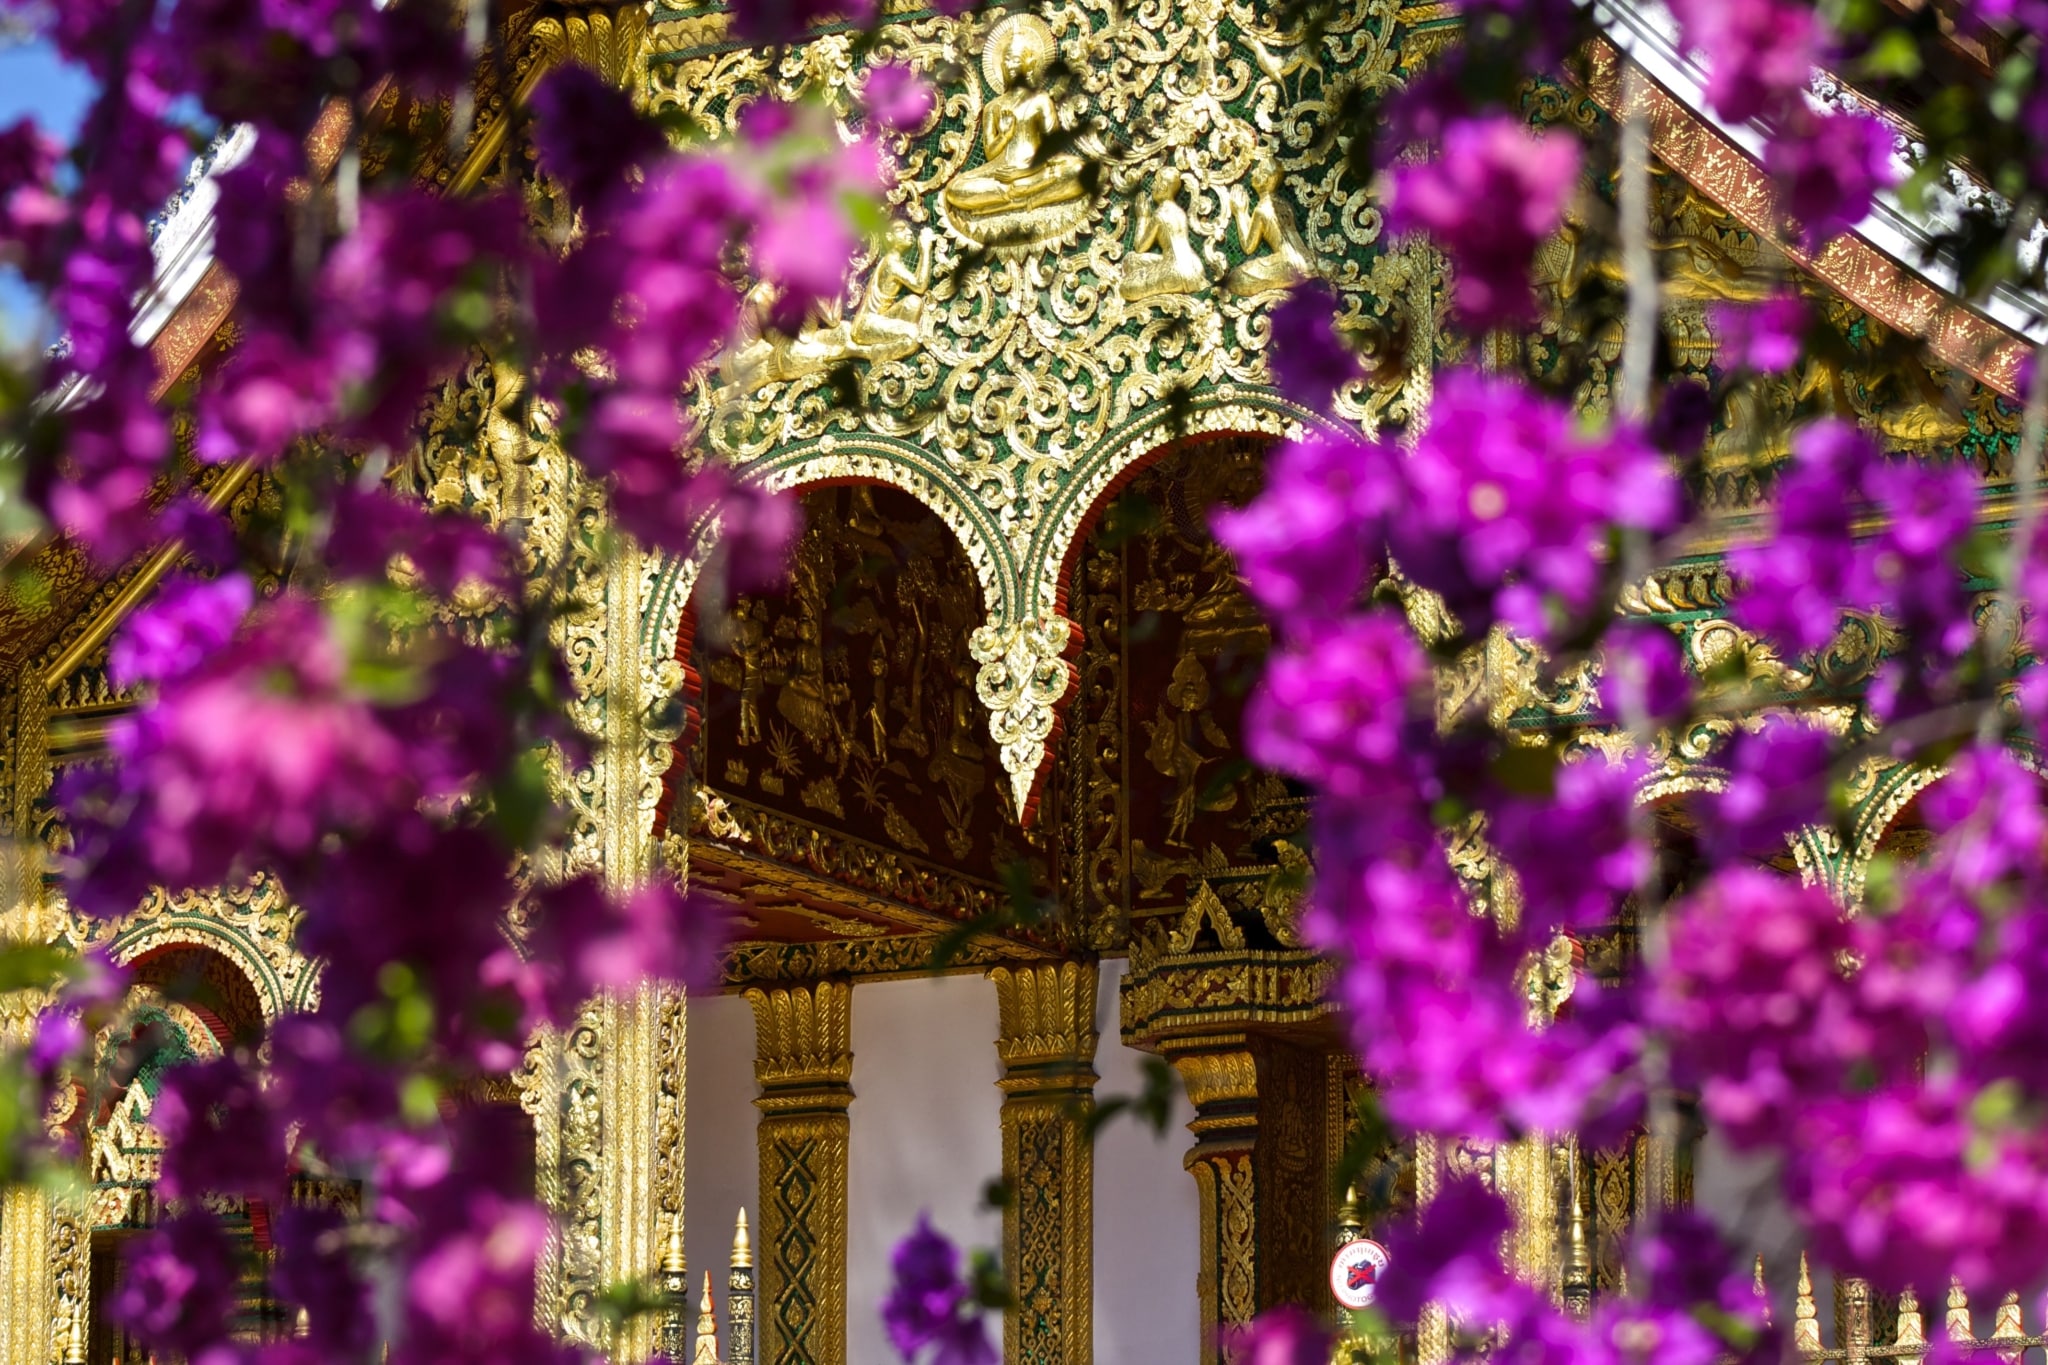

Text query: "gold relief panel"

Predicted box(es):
[682, 485, 1059, 904]
[1061, 437, 1279, 933]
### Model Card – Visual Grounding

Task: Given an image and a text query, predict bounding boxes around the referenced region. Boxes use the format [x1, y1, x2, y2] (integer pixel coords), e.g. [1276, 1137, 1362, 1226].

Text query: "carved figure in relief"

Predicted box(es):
[778, 222, 937, 380]
[730, 598, 771, 746]
[1544, 210, 1779, 307]
[1180, 542, 1269, 656]
[1147, 651, 1215, 846]
[941, 14, 1091, 247]
[776, 557, 849, 759]
[865, 636, 892, 760]
[891, 565, 935, 758]
[1225, 154, 1315, 296]
[928, 683, 987, 808]
[845, 222, 933, 361]
[1120, 166, 1206, 302]
[721, 279, 804, 395]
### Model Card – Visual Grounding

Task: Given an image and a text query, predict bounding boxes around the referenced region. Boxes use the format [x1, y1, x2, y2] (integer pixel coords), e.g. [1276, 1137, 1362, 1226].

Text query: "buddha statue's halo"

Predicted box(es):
[981, 12, 1057, 94]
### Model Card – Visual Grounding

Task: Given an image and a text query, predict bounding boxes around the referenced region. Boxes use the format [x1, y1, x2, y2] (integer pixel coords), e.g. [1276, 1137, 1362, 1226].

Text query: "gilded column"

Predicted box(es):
[746, 981, 854, 1365]
[0, 984, 71, 1365]
[1169, 1036, 1325, 1365]
[0, 1164, 55, 1365]
[989, 961, 1099, 1365]
[1412, 1133, 1449, 1365]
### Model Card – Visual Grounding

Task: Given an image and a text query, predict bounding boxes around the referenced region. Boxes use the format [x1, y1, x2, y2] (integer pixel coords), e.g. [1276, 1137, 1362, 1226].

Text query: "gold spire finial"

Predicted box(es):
[1795, 1252, 1822, 1354]
[731, 1207, 752, 1269]
[62, 1304, 87, 1365]
[663, 1211, 688, 1276]
[690, 1271, 721, 1365]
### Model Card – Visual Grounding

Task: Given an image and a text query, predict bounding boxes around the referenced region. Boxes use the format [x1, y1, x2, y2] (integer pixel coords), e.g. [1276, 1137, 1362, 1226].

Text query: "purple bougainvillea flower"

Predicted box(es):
[150, 1055, 288, 1202]
[1729, 418, 1869, 654]
[1390, 369, 1674, 642]
[1712, 292, 1807, 373]
[106, 1211, 242, 1360]
[1653, 867, 1859, 1147]
[1264, 282, 1361, 408]
[1226, 1306, 1334, 1365]
[1377, 1175, 1517, 1323]
[862, 62, 936, 132]
[529, 63, 666, 216]
[881, 1215, 995, 1364]
[1211, 432, 1390, 631]
[1489, 754, 1650, 933]
[1669, 0, 1823, 124]
[1767, 109, 1898, 250]
[1244, 609, 1431, 804]
[1386, 115, 1580, 330]
[728, 0, 879, 45]
[108, 573, 253, 691]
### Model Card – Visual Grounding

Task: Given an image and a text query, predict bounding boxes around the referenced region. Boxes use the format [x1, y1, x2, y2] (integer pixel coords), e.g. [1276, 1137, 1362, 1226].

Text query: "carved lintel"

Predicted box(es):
[968, 613, 1077, 822]
[746, 982, 854, 1365]
[991, 962, 1100, 1365]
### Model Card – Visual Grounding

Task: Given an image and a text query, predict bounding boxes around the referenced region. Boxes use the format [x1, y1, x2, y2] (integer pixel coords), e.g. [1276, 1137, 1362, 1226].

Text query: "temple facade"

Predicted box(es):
[0, 2, 2038, 1363]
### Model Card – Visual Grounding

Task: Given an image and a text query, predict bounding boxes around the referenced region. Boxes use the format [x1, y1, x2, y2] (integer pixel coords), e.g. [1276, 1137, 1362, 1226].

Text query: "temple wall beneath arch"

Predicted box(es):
[684, 964, 1200, 1363]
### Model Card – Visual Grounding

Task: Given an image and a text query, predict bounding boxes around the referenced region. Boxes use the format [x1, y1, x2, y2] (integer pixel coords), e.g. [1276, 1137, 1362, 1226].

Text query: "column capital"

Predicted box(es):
[990, 959, 1100, 1093]
[745, 980, 854, 1113]
[1165, 1036, 1263, 1144]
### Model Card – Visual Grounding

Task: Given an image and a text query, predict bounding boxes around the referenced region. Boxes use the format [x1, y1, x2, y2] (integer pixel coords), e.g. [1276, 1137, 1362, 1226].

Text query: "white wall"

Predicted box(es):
[682, 962, 1201, 1365]
[1093, 958, 1201, 1365]
[684, 989, 760, 1310]
[847, 974, 1006, 1365]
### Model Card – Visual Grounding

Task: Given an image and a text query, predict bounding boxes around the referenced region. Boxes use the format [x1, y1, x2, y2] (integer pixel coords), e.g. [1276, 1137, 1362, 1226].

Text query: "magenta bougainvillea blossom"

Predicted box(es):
[7, 0, 2048, 1360]
[1384, 115, 1581, 328]
[880, 1216, 997, 1365]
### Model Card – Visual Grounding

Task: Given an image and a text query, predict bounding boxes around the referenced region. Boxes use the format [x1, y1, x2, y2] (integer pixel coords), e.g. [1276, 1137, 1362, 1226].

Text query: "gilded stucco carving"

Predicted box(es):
[639, 0, 1434, 812]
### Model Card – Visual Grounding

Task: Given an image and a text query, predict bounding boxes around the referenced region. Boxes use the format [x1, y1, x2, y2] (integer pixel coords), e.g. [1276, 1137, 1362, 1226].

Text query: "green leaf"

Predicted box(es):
[1489, 743, 1562, 798]
[491, 749, 555, 851]
[0, 941, 77, 993]
[1971, 1078, 2022, 1131]
[1858, 29, 1921, 80]
[1133, 1056, 1177, 1137]
[840, 188, 889, 240]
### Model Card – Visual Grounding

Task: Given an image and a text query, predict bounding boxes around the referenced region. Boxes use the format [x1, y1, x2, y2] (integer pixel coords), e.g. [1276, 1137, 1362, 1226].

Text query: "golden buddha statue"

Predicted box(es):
[940, 14, 1092, 249]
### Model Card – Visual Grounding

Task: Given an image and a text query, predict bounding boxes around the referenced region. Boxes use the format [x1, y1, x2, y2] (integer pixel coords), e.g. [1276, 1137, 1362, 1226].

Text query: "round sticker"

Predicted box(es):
[1330, 1238, 1390, 1311]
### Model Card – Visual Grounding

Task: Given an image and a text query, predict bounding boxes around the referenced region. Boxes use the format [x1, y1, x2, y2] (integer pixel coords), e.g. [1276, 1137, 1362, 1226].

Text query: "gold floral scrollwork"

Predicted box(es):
[969, 614, 1077, 816]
